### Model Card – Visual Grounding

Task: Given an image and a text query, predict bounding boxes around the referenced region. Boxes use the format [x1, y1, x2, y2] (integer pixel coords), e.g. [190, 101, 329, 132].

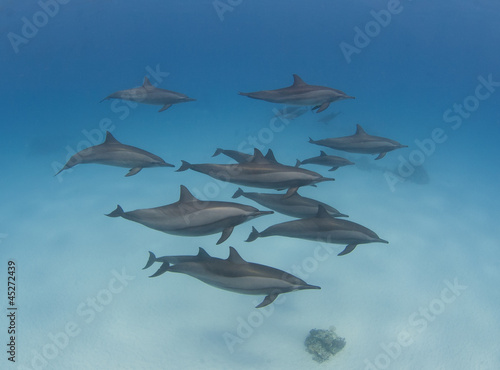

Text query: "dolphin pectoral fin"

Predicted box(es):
[328, 166, 339, 171]
[315, 102, 330, 113]
[256, 293, 279, 308]
[159, 104, 172, 112]
[149, 262, 170, 277]
[284, 187, 299, 198]
[338, 244, 357, 256]
[375, 152, 387, 160]
[217, 226, 234, 245]
[126, 167, 142, 177]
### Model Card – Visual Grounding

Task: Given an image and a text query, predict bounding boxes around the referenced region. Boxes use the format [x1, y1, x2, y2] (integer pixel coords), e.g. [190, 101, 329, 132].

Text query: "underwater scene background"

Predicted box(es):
[1, 0, 500, 369]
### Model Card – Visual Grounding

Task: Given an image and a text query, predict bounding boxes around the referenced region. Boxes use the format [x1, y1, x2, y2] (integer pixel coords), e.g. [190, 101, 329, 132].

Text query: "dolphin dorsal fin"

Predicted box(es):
[355, 124, 368, 136]
[320, 151, 327, 157]
[251, 149, 269, 164]
[104, 131, 120, 145]
[316, 205, 332, 219]
[197, 248, 211, 259]
[143, 77, 153, 88]
[292, 74, 307, 87]
[265, 149, 278, 163]
[179, 185, 197, 202]
[227, 247, 247, 264]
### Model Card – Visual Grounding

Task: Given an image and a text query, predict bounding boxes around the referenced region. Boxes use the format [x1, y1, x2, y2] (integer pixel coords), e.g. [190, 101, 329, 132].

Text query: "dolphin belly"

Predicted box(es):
[182, 273, 296, 295]
[122, 206, 257, 236]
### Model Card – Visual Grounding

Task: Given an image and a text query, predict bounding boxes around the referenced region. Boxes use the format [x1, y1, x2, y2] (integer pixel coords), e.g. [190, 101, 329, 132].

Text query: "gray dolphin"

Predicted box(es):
[101, 77, 195, 112]
[309, 124, 408, 160]
[246, 205, 388, 256]
[297, 151, 355, 171]
[177, 149, 335, 198]
[55, 131, 174, 177]
[273, 105, 309, 120]
[143, 247, 321, 308]
[212, 148, 254, 163]
[239, 74, 354, 113]
[106, 185, 273, 244]
[316, 111, 342, 125]
[212, 148, 278, 164]
[232, 188, 347, 218]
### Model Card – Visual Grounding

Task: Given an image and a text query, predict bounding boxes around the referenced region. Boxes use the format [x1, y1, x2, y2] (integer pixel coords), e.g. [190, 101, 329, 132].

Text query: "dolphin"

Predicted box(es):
[273, 105, 309, 120]
[232, 188, 348, 218]
[101, 77, 195, 112]
[212, 148, 254, 163]
[297, 151, 355, 171]
[246, 205, 388, 256]
[316, 111, 342, 125]
[177, 149, 335, 198]
[143, 247, 321, 308]
[309, 124, 408, 160]
[239, 74, 354, 113]
[55, 131, 174, 177]
[106, 185, 273, 244]
[212, 148, 278, 164]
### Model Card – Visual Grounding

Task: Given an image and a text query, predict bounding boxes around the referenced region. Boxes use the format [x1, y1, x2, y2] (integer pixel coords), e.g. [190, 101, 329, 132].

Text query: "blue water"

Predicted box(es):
[1, 1, 500, 369]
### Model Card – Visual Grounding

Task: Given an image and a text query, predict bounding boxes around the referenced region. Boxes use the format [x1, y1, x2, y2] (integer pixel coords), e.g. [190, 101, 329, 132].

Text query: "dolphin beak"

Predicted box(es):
[300, 285, 321, 291]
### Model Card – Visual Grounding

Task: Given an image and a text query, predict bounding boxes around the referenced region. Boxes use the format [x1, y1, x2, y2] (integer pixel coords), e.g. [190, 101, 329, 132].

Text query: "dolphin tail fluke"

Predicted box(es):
[308, 137, 315, 144]
[106, 205, 125, 217]
[295, 159, 301, 168]
[245, 227, 260, 242]
[232, 188, 245, 199]
[176, 160, 192, 172]
[256, 293, 279, 308]
[150, 262, 170, 278]
[212, 148, 224, 157]
[338, 244, 357, 256]
[143, 251, 157, 270]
